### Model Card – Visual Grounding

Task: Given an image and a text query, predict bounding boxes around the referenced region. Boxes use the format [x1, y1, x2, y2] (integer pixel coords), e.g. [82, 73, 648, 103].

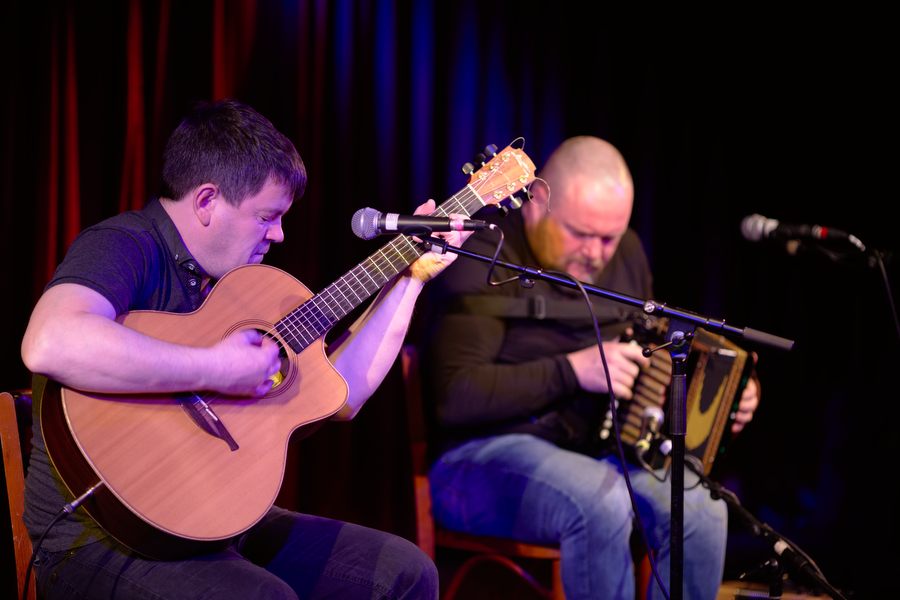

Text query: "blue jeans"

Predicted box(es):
[33, 506, 438, 599]
[430, 434, 727, 600]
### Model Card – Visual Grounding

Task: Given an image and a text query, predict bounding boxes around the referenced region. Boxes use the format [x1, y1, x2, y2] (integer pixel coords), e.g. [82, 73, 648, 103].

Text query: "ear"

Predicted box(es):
[522, 181, 549, 223]
[192, 183, 220, 227]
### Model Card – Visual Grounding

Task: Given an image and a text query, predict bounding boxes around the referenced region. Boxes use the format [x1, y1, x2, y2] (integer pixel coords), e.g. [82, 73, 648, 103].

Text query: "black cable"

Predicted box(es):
[635, 444, 668, 483]
[798, 235, 898, 345]
[22, 481, 104, 600]
[22, 507, 67, 600]
[872, 249, 900, 344]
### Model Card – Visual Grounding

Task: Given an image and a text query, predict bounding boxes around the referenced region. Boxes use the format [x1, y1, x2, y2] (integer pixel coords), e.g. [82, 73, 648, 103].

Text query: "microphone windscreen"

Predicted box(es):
[740, 214, 772, 242]
[351, 208, 381, 240]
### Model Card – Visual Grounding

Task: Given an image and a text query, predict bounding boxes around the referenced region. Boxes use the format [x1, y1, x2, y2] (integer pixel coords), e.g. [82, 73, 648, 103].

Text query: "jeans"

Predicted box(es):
[430, 434, 727, 600]
[33, 506, 438, 599]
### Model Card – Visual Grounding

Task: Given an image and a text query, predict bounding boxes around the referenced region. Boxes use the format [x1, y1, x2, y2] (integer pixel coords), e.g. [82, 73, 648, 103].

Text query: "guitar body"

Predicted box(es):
[42, 264, 348, 558]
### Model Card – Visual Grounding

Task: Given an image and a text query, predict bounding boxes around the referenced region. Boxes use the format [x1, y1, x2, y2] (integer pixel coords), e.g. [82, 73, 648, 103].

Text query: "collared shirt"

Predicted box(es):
[46, 197, 210, 315]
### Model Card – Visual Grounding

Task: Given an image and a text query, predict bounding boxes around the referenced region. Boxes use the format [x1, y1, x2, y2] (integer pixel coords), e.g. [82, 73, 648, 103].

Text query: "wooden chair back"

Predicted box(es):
[400, 345, 564, 599]
[1, 390, 36, 600]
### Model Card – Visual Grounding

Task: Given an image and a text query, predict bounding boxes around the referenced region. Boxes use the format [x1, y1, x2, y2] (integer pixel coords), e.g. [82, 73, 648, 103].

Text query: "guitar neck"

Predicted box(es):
[276, 185, 486, 353]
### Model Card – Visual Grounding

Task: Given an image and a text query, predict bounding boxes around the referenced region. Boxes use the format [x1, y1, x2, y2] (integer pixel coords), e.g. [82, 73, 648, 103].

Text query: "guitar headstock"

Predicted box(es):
[464, 142, 536, 212]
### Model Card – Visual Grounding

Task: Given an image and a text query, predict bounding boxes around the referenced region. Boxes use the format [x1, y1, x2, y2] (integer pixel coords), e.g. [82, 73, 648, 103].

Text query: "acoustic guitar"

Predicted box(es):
[41, 144, 535, 558]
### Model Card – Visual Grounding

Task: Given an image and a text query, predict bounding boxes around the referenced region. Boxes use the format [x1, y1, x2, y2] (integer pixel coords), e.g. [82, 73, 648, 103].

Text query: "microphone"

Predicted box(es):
[773, 539, 845, 598]
[634, 405, 664, 455]
[351, 207, 491, 240]
[740, 214, 866, 251]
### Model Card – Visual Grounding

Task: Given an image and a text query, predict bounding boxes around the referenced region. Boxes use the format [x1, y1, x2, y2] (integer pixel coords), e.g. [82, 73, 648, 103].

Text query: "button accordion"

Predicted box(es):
[598, 315, 753, 475]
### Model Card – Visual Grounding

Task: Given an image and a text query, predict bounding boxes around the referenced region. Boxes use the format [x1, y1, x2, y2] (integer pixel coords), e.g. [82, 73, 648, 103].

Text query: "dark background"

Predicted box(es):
[2, 2, 897, 597]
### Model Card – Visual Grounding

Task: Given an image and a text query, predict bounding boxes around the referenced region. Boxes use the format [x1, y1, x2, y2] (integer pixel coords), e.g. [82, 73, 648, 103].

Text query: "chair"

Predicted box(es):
[1, 390, 37, 600]
[401, 345, 564, 600]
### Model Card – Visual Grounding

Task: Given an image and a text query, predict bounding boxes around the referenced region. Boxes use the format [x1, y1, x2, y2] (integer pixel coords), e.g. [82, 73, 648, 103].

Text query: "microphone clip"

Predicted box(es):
[641, 331, 693, 358]
[419, 235, 450, 255]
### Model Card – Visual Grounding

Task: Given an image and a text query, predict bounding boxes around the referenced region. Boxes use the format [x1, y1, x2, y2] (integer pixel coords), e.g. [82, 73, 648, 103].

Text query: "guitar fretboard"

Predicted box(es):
[274, 185, 486, 353]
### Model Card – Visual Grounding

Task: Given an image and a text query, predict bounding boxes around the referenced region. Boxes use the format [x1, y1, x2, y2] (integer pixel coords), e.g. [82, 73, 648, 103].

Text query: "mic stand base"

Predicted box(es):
[684, 460, 849, 600]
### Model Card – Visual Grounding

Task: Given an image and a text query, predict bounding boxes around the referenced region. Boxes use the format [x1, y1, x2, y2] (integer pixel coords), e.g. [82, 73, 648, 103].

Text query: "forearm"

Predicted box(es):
[436, 356, 577, 426]
[23, 310, 222, 394]
[329, 273, 425, 419]
[427, 313, 579, 426]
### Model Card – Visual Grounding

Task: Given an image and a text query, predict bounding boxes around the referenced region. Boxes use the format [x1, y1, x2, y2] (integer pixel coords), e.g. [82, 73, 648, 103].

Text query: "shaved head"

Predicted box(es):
[539, 136, 633, 210]
[523, 136, 634, 282]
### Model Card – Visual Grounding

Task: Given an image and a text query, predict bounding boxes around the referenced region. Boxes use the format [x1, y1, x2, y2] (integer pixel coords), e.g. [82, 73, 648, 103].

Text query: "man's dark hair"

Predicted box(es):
[161, 99, 307, 205]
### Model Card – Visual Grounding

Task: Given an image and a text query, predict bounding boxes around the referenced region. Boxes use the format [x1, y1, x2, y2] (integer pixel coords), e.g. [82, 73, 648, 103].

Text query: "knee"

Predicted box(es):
[689, 488, 727, 527]
[585, 490, 633, 527]
[704, 497, 728, 539]
[684, 491, 728, 550]
[408, 560, 439, 600]
[403, 551, 439, 600]
[253, 577, 300, 600]
[384, 537, 439, 600]
[573, 481, 634, 543]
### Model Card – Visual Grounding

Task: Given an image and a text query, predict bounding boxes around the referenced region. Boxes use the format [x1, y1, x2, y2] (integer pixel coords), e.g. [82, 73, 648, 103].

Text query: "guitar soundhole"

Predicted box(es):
[258, 329, 290, 390]
[222, 320, 296, 395]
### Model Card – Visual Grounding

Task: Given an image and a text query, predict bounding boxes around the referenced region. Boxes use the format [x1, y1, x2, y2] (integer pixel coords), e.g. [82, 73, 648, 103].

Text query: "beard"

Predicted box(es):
[526, 217, 604, 283]
[564, 260, 603, 284]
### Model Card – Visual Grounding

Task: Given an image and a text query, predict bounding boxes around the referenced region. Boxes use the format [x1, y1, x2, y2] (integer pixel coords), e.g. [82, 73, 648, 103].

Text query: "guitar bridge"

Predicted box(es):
[179, 393, 239, 451]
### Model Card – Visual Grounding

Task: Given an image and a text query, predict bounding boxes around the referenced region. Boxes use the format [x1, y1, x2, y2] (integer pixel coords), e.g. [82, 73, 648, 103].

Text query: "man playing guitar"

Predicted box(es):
[20, 99, 490, 599]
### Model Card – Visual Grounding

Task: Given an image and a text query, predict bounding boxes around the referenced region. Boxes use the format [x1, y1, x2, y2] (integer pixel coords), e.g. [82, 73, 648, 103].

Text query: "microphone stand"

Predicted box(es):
[420, 235, 795, 600]
[683, 459, 849, 600]
[660, 320, 692, 599]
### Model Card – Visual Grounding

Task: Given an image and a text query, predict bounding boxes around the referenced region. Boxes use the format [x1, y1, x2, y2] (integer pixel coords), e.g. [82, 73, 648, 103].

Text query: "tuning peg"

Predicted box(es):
[461, 162, 475, 175]
[503, 195, 524, 210]
[474, 152, 487, 166]
[483, 144, 498, 157]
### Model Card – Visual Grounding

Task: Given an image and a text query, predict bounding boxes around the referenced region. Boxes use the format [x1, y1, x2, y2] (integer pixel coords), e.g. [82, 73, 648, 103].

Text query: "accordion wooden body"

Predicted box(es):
[598, 316, 753, 474]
